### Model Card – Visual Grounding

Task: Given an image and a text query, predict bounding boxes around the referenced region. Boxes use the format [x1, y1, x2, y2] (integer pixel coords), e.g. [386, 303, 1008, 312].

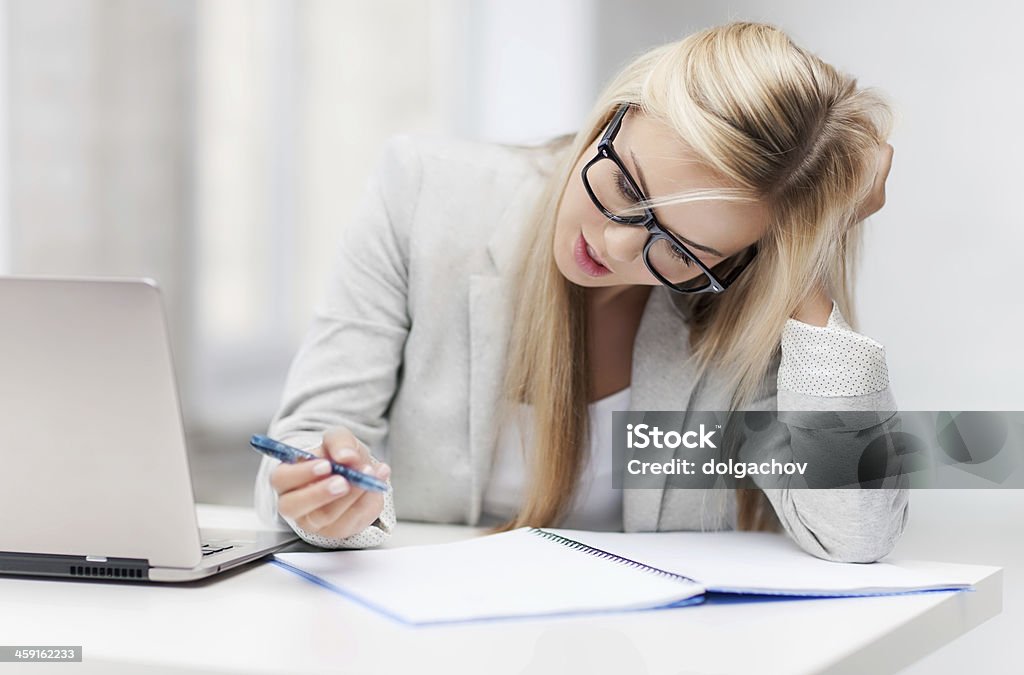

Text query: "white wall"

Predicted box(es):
[463, 0, 596, 143]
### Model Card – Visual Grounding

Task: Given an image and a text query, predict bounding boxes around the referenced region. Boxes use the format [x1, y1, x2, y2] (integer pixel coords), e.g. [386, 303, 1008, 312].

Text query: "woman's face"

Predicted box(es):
[553, 107, 770, 292]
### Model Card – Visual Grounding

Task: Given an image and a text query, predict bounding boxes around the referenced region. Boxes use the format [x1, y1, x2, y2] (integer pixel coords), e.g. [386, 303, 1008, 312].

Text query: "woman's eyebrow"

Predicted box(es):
[628, 148, 725, 258]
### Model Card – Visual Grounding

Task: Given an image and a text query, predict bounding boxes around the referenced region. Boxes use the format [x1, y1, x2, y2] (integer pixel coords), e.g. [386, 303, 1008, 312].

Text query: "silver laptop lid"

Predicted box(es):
[0, 277, 202, 568]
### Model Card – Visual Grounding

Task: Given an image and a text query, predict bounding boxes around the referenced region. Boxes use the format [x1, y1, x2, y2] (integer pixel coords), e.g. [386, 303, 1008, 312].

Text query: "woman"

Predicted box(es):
[254, 21, 903, 562]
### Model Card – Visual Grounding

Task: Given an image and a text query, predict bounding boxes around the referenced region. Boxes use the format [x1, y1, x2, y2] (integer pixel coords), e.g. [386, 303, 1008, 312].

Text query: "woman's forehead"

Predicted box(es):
[621, 109, 768, 251]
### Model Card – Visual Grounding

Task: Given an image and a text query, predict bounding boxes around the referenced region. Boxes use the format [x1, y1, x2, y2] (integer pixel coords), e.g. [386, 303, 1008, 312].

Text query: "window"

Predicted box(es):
[191, 0, 463, 431]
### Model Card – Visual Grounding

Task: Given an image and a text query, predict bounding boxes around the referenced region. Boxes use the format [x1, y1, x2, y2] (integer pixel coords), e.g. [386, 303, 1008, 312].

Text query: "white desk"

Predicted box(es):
[0, 504, 1002, 675]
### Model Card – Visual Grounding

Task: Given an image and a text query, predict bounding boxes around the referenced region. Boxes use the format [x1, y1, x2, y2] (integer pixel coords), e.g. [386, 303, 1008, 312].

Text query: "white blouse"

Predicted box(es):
[479, 385, 633, 532]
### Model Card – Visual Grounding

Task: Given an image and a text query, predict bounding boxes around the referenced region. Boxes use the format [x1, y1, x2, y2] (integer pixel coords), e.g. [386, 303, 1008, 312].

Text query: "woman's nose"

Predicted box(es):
[602, 224, 648, 264]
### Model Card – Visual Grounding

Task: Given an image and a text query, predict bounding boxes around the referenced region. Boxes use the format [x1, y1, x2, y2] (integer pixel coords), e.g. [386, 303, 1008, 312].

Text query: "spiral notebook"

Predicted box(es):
[271, 526, 977, 626]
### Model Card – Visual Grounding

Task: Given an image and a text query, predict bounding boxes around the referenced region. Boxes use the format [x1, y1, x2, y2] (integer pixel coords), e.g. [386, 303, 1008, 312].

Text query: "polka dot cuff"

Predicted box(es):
[778, 301, 890, 397]
[283, 484, 396, 549]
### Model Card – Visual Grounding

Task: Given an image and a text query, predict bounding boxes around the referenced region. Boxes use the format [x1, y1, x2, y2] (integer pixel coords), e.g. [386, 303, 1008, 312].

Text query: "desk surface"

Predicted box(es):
[0, 504, 1002, 675]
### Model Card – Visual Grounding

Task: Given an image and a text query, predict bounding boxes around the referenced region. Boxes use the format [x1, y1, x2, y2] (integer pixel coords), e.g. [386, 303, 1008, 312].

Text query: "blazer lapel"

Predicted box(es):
[467, 273, 513, 524]
[465, 170, 540, 524]
[622, 287, 701, 532]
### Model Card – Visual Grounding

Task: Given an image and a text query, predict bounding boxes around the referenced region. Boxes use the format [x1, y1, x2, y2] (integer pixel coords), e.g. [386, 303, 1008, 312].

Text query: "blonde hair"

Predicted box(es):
[486, 20, 896, 533]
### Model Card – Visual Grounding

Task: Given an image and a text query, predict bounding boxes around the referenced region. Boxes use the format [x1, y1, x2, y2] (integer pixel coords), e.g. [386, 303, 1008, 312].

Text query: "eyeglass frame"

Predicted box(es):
[580, 102, 757, 294]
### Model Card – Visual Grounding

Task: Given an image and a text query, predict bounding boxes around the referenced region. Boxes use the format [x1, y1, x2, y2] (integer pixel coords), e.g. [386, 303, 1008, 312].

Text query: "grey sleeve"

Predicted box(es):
[750, 303, 910, 563]
[252, 135, 422, 549]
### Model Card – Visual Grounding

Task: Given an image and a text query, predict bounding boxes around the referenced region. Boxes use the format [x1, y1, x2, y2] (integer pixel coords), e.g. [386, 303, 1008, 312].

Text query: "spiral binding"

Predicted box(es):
[529, 528, 697, 584]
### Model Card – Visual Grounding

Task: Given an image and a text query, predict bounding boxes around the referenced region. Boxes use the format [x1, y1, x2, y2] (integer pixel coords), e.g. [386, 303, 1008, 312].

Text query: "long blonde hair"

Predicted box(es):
[487, 20, 895, 533]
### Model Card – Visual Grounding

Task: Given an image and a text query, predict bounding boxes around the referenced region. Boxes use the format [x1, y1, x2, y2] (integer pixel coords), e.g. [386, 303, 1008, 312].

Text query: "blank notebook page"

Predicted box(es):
[545, 528, 978, 596]
[273, 526, 703, 625]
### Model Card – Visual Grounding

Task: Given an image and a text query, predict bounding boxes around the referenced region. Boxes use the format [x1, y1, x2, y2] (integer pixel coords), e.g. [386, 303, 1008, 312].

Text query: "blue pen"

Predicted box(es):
[249, 434, 389, 493]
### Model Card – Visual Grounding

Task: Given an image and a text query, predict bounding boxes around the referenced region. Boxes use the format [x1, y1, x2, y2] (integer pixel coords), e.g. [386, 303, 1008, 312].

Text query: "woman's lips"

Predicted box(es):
[583, 233, 612, 271]
[574, 232, 612, 277]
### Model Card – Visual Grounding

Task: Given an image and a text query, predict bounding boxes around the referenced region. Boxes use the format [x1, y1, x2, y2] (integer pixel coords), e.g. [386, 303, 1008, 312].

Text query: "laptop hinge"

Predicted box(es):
[0, 551, 150, 580]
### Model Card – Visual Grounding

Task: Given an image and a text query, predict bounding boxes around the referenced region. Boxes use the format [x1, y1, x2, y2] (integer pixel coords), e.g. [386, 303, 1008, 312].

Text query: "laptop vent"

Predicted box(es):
[70, 565, 147, 579]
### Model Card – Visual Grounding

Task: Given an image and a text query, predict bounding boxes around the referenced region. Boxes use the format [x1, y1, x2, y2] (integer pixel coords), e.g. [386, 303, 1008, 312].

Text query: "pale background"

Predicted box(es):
[0, 2, 1019, 671]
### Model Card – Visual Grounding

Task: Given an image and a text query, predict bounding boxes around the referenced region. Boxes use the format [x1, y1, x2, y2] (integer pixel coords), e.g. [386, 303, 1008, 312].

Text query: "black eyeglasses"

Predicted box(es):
[581, 102, 758, 294]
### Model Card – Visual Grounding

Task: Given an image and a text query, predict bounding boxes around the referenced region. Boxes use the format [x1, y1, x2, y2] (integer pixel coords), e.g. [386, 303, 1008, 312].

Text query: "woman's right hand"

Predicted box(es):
[270, 427, 391, 540]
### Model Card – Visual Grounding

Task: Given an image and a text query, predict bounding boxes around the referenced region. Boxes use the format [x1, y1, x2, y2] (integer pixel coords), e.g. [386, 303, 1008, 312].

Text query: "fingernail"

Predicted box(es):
[312, 460, 331, 476]
[331, 447, 357, 462]
[328, 476, 349, 495]
[377, 463, 391, 480]
[362, 463, 374, 475]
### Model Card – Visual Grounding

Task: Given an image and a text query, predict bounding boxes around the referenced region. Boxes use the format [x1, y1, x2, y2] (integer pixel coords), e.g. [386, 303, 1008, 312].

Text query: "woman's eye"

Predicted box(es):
[613, 169, 640, 202]
[669, 245, 694, 267]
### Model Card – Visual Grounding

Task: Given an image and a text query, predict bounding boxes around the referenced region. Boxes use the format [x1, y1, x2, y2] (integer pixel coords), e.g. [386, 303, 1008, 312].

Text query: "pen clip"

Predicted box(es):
[249, 434, 298, 463]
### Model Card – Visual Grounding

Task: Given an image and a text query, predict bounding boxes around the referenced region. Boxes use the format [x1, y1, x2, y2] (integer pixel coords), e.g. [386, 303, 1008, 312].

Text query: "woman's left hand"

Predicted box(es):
[792, 144, 892, 325]
[791, 143, 891, 326]
[854, 142, 894, 222]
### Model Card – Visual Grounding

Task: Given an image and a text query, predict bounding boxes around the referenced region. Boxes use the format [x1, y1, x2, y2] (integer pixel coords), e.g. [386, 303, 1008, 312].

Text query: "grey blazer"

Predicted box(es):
[254, 133, 909, 562]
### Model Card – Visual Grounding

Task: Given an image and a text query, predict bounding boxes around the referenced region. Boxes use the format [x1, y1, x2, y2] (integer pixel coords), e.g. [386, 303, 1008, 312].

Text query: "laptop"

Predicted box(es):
[0, 276, 299, 582]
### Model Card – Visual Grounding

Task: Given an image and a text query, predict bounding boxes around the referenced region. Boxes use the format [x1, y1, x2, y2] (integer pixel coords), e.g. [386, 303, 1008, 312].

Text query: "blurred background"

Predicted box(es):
[0, 2, 1020, 671]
